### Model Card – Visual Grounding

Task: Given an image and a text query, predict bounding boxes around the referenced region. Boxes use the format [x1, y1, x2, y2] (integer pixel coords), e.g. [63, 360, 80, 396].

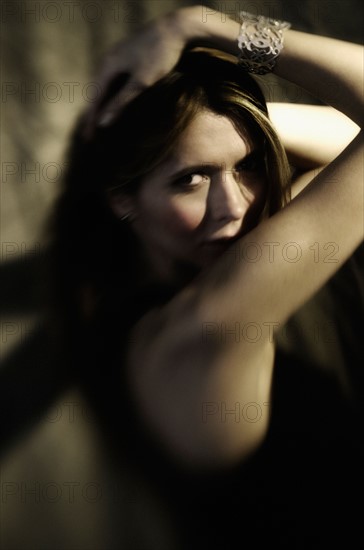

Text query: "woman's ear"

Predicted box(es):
[107, 190, 136, 221]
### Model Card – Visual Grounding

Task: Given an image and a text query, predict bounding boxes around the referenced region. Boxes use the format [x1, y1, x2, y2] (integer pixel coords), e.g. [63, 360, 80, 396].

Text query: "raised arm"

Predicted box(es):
[118, 6, 363, 469]
[180, 7, 363, 124]
[170, 5, 363, 322]
[267, 103, 360, 198]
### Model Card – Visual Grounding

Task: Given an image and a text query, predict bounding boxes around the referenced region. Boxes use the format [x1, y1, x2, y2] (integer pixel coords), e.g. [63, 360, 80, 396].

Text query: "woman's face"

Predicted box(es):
[121, 110, 267, 286]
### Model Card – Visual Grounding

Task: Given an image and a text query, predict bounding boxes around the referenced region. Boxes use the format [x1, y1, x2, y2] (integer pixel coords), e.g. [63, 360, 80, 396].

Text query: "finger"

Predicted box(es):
[97, 58, 182, 126]
[82, 72, 131, 140]
[96, 80, 148, 127]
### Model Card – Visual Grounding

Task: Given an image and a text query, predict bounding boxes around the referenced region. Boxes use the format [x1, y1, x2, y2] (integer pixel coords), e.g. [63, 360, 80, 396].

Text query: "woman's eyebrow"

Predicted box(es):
[167, 148, 263, 181]
[168, 163, 219, 181]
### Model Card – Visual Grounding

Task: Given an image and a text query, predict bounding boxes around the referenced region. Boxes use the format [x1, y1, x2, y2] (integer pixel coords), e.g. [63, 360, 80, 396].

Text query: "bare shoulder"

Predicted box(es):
[124, 299, 275, 470]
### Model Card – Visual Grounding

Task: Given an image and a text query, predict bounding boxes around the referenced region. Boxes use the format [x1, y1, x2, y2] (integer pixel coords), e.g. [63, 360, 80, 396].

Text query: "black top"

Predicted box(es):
[78, 254, 364, 549]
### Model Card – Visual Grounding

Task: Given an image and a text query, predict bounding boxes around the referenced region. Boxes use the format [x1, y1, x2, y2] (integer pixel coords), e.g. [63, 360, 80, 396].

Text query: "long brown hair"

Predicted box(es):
[46, 48, 292, 345]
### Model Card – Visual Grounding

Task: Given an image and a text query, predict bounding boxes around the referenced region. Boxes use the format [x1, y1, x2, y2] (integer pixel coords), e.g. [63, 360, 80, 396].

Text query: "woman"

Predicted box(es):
[48, 4, 362, 546]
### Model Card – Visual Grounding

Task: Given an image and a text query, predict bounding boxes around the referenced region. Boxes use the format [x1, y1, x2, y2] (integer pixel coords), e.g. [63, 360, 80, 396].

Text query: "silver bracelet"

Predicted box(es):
[237, 11, 291, 75]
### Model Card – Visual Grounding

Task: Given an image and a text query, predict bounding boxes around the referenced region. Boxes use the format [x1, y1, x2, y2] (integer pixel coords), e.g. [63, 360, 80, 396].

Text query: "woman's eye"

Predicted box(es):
[175, 173, 210, 187]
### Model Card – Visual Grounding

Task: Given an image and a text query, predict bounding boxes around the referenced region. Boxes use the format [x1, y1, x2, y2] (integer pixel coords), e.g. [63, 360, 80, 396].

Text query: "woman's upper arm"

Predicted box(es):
[193, 129, 363, 329]
[267, 103, 361, 198]
[267, 103, 360, 168]
[126, 120, 363, 469]
[126, 305, 275, 470]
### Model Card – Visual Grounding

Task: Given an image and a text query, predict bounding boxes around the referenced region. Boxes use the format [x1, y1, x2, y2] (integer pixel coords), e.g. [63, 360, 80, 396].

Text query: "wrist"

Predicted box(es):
[172, 5, 241, 56]
[237, 12, 291, 75]
[167, 5, 206, 44]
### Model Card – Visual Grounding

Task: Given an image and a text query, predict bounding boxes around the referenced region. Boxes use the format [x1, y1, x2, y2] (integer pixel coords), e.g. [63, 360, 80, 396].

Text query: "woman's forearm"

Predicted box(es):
[274, 31, 363, 126]
[176, 5, 364, 127]
[267, 103, 360, 169]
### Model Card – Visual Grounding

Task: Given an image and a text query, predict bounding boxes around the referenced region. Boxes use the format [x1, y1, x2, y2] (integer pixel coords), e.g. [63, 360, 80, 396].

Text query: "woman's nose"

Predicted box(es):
[208, 170, 250, 222]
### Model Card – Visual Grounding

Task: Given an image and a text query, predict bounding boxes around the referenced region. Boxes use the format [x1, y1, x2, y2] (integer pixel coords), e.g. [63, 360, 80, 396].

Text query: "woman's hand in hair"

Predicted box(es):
[82, 9, 194, 139]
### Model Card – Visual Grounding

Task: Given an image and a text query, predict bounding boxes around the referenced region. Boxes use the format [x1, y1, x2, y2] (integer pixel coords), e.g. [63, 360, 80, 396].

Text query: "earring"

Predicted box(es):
[119, 213, 130, 221]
